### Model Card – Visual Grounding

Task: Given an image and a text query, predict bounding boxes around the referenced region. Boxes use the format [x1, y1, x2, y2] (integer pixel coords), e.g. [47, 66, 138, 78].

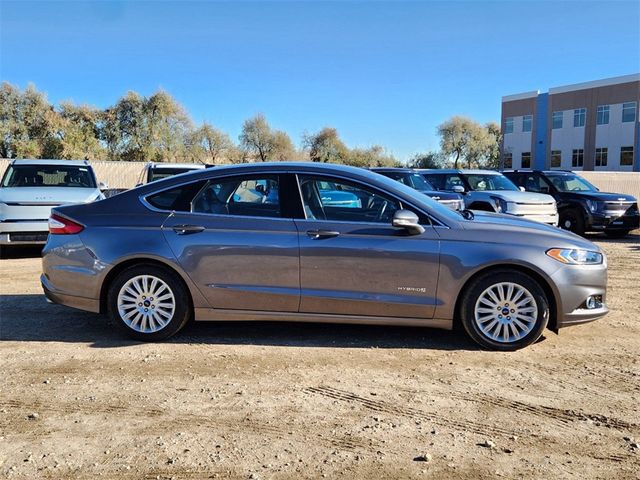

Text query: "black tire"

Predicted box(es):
[107, 264, 192, 341]
[604, 229, 631, 239]
[559, 209, 585, 236]
[460, 270, 549, 351]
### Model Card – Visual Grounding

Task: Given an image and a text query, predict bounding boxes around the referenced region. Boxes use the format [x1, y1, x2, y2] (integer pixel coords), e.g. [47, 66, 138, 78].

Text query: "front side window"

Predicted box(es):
[192, 175, 281, 218]
[620, 146, 634, 166]
[572, 149, 584, 167]
[574, 108, 586, 127]
[596, 105, 610, 125]
[464, 174, 518, 192]
[622, 102, 637, 123]
[424, 173, 466, 192]
[522, 115, 532, 132]
[521, 174, 551, 193]
[503, 152, 513, 169]
[504, 117, 514, 134]
[298, 175, 400, 223]
[521, 152, 531, 168]
[595, 147, 608, 167]
[552, 111, 563, 129]
[1, 165, 97, 188]
[550, 150, 562, 168]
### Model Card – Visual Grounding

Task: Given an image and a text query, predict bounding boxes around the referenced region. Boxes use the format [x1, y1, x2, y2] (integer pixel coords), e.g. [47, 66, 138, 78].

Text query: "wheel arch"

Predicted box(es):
[453, 263, 560, 332]
[99, 257, 196, 314]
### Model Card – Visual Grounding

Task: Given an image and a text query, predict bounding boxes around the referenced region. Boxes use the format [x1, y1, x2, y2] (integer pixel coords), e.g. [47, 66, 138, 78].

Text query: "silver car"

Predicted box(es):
[41, 163, 608, 350]
[0, 159, 104, 246]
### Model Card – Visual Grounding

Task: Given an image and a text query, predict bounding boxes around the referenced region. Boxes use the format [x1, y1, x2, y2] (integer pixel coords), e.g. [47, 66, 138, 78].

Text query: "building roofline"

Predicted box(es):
[501, 90, 539, 102]
[549, 73, 640, 94]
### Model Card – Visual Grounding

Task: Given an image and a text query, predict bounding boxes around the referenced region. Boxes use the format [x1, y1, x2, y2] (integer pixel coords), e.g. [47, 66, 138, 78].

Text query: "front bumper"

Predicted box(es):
[511, 213, 559, 226]
[586, 211, 640, 231]
[0, 220, 49, 245]
[551, 261, 609, 329]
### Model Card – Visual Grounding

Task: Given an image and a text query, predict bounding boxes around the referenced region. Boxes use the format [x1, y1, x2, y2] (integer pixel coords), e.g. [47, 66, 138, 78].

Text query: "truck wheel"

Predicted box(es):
[559, 209, 585, 236]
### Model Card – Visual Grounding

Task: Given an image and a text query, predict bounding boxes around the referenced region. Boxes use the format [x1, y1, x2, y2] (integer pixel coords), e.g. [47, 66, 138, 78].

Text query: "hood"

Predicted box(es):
[0, 187, 101, 205]
[462, 211, 598, 250]
[488, 190, 555, 204]
[561, 191, 637, 203]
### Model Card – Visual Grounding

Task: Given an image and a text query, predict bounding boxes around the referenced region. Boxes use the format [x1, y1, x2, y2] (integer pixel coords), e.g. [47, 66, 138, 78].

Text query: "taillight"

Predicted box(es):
[48, 214, 84, 235]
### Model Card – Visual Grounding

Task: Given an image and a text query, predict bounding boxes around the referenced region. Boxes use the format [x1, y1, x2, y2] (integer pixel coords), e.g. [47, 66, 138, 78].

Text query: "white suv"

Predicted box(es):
[0, 159, 104, 246]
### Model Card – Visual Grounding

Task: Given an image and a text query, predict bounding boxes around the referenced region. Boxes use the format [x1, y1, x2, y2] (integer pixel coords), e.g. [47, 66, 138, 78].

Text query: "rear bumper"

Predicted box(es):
[0, 221, 49, 245]
[41, 273, 100, 313]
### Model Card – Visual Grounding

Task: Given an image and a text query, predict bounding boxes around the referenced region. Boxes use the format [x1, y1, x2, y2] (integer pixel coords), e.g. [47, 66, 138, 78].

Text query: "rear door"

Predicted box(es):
[295, 174, 440, 319]
[157, 174, 300, 312]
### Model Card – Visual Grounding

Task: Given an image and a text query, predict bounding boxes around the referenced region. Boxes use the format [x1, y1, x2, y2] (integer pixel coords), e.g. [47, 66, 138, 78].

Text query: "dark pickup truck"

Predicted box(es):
[503, 169, 639, 237]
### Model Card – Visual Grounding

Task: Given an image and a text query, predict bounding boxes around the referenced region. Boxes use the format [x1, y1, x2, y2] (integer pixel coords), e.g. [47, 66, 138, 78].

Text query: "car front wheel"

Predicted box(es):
[460, 270, 549, 351]
[107, 264, 191, 341]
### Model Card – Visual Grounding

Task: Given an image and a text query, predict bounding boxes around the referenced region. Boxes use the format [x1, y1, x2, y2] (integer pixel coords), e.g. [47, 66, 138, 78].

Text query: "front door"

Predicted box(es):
[161, 174, 300, 312]
[295, 175, 440, 319]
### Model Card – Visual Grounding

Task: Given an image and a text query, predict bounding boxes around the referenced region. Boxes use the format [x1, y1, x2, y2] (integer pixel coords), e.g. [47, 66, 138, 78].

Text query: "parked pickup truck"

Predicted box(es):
[502, 169, 639, 237]
[419, 169, 558, 226]
[370, 167, 464, 211]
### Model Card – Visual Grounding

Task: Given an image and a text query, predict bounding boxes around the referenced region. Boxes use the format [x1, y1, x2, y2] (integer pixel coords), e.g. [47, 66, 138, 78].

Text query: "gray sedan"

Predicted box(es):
[41, 162, 608, 350]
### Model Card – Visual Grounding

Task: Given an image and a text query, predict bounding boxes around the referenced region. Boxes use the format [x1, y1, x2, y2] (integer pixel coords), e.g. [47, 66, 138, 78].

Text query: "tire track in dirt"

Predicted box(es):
[304, 385, 516, 438]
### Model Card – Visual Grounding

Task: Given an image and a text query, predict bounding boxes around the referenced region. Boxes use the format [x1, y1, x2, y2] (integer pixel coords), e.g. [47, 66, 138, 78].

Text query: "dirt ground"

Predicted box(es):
[1, 232, 639, 479]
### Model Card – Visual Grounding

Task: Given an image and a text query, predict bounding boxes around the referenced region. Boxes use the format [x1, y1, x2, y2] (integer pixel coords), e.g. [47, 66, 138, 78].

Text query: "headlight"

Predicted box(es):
[546, 248, 603, 265]
[491, 197, 508, 213]
[585, 199, 599, 213]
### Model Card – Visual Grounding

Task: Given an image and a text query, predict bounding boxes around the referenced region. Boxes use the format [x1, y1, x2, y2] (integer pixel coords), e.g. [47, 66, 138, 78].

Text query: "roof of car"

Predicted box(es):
[418, 169, 502, 175]
[10, 159, 91, 166]
[502, 169, 576, 175]
[369, 167, 416, 173]
[148, 162, 207, 170]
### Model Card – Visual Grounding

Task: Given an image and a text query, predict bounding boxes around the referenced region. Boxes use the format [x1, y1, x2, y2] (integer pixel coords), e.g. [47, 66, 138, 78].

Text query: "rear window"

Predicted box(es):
[145, 180, 208, 211]
[1, 164, 97, 188]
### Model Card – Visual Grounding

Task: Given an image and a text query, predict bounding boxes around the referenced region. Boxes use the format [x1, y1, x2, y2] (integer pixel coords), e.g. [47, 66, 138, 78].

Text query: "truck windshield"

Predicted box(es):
[464, 174, 519, 191]
[1, 165, 97, 188]
[545, 173, 597, 192]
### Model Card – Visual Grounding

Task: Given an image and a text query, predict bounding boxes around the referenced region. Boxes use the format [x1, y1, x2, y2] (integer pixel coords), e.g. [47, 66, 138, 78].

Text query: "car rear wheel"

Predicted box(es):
[460, 270, 549, 351]
[559, 209, 585, 236]
[107, 264, 191, 341]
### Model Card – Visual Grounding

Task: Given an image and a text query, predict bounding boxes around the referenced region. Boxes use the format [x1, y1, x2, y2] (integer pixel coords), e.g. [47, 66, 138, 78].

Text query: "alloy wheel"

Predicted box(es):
[117, 275, 176, 333]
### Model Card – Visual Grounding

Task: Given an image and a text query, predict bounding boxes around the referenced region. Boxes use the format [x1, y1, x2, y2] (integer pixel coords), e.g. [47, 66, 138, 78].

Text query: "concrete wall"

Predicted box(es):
[2, 159, 639, 200]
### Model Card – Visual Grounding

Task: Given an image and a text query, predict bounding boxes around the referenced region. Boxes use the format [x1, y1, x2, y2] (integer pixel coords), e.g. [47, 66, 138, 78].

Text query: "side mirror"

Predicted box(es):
[99, 181, 109, 190]
[392, 209, 425, 235]
[452, 185, 465, 194]
[518, 186, 526, 192]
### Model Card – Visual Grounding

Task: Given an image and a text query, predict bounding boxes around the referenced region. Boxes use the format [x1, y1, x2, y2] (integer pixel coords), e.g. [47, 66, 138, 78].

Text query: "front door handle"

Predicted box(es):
[306, 229, 340, 239]
[173, 224, 205, 235]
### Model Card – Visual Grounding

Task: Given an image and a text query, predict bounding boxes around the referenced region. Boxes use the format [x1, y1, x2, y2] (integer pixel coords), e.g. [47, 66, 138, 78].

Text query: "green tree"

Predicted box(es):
[437, 116, 493, 169]
[408, 151, 445, 169]
[54, 102, 105, 160]
[484, 121, 502, 169]
[344, 145, 399, 168]
[302, 127, 349, 163]
[239, 114, 297, 161]
[190, 122, 234, 164]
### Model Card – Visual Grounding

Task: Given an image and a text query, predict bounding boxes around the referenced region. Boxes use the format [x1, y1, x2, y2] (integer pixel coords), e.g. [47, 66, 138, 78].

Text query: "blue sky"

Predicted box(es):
[1, 1, 639, 161]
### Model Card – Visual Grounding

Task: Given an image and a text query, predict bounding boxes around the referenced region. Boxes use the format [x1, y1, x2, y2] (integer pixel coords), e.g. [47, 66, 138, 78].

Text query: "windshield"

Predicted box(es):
[385, 172, 434, 191]
[545, 173, 597, 192]
[1, 164, 96, 188]
[464, 174, 518, 191]
[149, 167, 199, 182]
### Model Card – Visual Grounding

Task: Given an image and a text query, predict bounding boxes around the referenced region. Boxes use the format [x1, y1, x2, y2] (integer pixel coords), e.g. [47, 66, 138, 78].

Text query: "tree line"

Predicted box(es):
[0, 82, 501, 169]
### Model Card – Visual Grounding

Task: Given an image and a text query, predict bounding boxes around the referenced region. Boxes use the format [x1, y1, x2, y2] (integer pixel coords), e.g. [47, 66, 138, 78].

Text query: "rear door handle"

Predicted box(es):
[306, 229, 340, 239]
[172, 225, 205, 235]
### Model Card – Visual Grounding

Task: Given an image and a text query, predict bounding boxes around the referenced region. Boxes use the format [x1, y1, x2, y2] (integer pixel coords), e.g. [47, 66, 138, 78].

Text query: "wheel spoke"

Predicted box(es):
[117, 275, 175, 334]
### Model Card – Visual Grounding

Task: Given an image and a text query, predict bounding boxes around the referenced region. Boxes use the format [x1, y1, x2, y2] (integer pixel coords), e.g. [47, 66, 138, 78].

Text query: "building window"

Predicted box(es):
[550, 150, 562, 168]
[573, 108, 586, 127]
[522, 115, 532, 132]
[503, 152, 512, 168]
[521, 152, 531, 168]
[505, 117, 514, 134]
[622, 102, 637, 123]
[572, 149, 584, 168]
[595, 147, 608, 167]
[596, 105, 609, 125]
[552, 111, 563, 129]
[620, 146, 634, 166]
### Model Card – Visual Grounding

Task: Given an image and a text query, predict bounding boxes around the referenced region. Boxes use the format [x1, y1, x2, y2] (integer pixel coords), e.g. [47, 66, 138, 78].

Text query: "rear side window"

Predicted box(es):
[191, 175, 281, 218]
[145, 180, 207, 211]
